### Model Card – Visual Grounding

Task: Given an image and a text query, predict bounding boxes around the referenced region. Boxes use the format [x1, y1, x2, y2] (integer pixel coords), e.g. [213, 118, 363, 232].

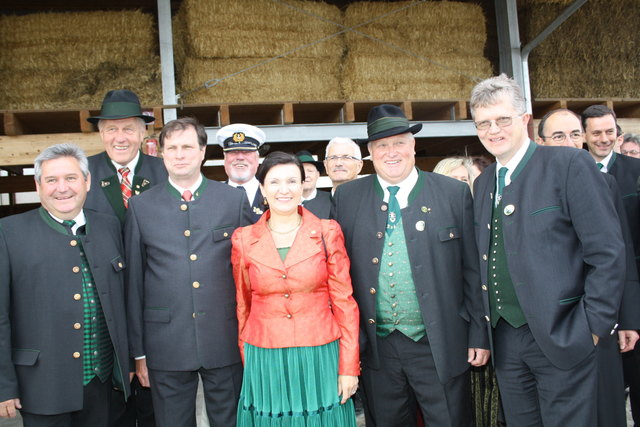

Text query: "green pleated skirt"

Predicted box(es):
[237, 340, 356, 426]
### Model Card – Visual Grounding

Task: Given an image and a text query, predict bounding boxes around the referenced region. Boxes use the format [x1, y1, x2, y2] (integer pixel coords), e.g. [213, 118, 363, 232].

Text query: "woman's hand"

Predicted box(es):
[338, 375, 359, 404]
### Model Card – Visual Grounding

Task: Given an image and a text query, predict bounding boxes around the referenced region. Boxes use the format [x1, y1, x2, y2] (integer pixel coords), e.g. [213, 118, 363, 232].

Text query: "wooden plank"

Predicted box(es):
[283, 103, 294, 125]
[219, 105, 230, 126]
[0, 175, 36, 193]
[455, 101, 467, 120]
[344, 102, 355, 123]
[152, 107, 164, 130]
[4, 113, 25, 136]
[79, 110, 94, 133]
[0, 133, 104, 166]
[401, 101, 413, 120]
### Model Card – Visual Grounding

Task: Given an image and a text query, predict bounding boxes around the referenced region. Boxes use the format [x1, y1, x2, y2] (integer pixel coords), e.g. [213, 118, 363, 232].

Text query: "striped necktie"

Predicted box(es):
[118, 167, 132, 208]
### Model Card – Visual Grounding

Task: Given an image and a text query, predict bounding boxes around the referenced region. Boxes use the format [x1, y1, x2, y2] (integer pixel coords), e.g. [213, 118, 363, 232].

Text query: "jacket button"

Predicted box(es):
[180, 204, 188, 211]
[184, 230, 191, 237]
[485, 315, 490, 322]
[449, 232, 454, 238]
[286, 314, 292, 319]
[372, 257, 379, 264]
[284, 293, 290, 298]
[376, 232, 383, 239]
[192, 313, 196, 318]
[223, 232, 229, 237]
[73, 323, 81, 330]
[190, 254, 197, 261]
[368, 318, 376, 324]
[369, 288, 376, 295]
[73, 293, 81, 301]
[481, 285, 487, 291]
[118, 262, 123, 268]
[482, 254, 487, 261]
[72, 266, 80, 273]
[70, 240, 77, 247]
[193, 281, 200, 288]
[381, 205, 388, 212]
[73, 352, 81, 359]
[282, 274, 287, 279]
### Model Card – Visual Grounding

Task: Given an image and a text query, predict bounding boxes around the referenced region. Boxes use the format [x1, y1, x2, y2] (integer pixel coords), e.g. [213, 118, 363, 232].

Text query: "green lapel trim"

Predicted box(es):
[374, 176, 384, 200]
[39, 207, 68, 234]
[193, 176, 208, 199]
[407, 169, 425, 205]
[101, 175, 126, 223]
[607, 151, 617, 170]
[510, 140, 537, 183]
[131, 151, 153, 195]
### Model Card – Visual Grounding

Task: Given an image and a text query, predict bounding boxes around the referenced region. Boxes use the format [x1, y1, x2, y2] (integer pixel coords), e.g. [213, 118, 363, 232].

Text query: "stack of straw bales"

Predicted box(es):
[0, 10, 161, 110]
[521, 0, 640, 98]
[174, 0, 344, 104]
[342, 1, 493, 101]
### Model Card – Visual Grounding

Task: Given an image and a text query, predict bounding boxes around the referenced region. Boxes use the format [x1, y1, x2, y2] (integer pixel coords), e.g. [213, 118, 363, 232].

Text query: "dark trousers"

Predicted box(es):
[624, 348, 640, 426]
[109, 376, 156, 427]
[596, 333, 626, 427]
[148, 363, 242, 427]
[493, 320, 597, 427]
[360, 330, 472, 427]
[21, 376, 111, 427]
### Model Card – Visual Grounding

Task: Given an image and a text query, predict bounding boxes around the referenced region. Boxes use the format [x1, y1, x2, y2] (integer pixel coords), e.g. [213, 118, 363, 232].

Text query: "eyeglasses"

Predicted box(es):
[621, 150, 640, 156]
[541, 131, 583, 144]
[325, 155, 361, 162]
[474, 115, 523, 131]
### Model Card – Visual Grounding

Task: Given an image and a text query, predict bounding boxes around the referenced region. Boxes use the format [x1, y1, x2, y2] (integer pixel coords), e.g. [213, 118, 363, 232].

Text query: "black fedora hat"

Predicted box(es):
[366, 104, 422, 142]
[296, 150, 324, 174]
[87, 90, 154, 124]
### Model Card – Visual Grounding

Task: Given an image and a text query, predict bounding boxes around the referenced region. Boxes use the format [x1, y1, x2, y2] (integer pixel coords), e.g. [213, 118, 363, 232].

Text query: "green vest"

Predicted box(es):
[376, 217, 426, 341]
[488, 203, 527, 328]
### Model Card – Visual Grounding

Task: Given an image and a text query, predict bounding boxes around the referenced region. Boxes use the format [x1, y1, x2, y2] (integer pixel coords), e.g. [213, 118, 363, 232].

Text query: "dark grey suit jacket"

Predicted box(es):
[86, 151, 167, 224]
[125, 178, 251, 371]
[0, 208, 129, 415]
[474, 143, 625, 370]
[303, 190, 331, 219]
[607, 152, 640, 276]
[332, 170, 487, 383]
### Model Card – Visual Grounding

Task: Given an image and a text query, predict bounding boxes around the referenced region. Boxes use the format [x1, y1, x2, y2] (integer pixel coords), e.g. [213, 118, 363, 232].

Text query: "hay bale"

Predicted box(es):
[342, 1, 492, 101]
[0, 10, 160, 110]
[342, 54, 493, 100]
[180, 57, 342, 103]
[520, 0, 640, 98]
[180, 0, 343, 58]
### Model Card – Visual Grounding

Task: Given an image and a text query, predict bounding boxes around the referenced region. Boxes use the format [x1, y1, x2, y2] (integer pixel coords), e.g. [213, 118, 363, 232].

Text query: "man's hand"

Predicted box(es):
[136, 358, 150, 388]
[618, 330, 639, 353]
[0, 399, 21, 418]
[468, 348, 490, 367]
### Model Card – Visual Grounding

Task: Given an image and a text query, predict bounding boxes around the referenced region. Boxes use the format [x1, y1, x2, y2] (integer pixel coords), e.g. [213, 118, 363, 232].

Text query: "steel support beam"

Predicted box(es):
[157, 0, 177, 123]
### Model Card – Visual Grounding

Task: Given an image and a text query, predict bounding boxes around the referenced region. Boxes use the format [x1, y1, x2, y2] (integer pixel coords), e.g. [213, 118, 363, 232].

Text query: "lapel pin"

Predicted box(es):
[504, 204, 515, 216]
[141, 179, 150, 187]
[101, 180, 110, 187]
[415, 221, 425, 231]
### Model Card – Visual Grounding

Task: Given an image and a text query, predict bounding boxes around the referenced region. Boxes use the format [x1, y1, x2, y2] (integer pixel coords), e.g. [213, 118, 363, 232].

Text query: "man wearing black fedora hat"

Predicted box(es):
[296, 150, 331, 219]
[332, 104, 489, 426]
[85, 90, 167, 225]
[86, 90, 166, 427]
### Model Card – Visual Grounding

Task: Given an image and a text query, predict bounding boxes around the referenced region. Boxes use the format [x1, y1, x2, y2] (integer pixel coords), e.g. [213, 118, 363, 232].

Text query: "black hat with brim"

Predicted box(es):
[365, 104, 422, 143]
[296, 150, 324, 174]
[87, 90, 154, 124]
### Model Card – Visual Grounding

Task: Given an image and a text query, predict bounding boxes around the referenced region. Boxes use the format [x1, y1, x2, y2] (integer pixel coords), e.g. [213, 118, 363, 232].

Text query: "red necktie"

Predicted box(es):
[119, 167, 132, 208]
[182, 190, 193, 201]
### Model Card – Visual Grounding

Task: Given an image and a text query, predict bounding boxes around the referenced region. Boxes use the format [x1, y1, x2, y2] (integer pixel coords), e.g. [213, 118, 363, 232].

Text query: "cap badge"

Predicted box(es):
[232, 132, 246, 143]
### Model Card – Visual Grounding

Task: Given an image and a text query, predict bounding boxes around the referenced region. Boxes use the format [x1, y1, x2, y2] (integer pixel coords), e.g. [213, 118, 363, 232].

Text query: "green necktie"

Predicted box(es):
[63, 219, 76, 235]
[386, 186, 401, 236]
[496, 167, 508, 205]
[597, 162, 604, 170]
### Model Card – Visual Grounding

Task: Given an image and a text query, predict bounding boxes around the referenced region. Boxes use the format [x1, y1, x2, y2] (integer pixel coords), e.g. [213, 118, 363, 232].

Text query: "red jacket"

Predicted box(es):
[231, 207, 360, 376]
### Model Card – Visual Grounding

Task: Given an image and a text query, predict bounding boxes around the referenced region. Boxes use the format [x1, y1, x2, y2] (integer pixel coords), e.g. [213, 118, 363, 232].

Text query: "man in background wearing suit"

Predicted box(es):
[0, 143, 130, 426]
[537, 108, 640, 426]
[296, 150, 331, 219]
[125, 117, 251, 426]
[85, 89, 166, 427]
[471, 75, 625, 425]
[217, 123, 266, 223]
[324, 137, 363, 195]
[582, 104, 640, 424]
[85, 90, 167, 225]
[332, 104, 489, 426]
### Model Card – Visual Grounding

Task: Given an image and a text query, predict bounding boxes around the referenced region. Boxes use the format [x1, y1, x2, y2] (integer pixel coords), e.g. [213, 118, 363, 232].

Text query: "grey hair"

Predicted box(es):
[470, 74, 527, 119]
[34, 143, 89, 183]
[97, 117, 146, 131]
[623, 133, 640, 146]
[325, 137, 362, 159]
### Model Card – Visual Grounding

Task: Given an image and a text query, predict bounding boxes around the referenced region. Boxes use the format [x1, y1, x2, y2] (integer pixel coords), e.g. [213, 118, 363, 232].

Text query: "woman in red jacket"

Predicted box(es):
[231, 151, 360, 426]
